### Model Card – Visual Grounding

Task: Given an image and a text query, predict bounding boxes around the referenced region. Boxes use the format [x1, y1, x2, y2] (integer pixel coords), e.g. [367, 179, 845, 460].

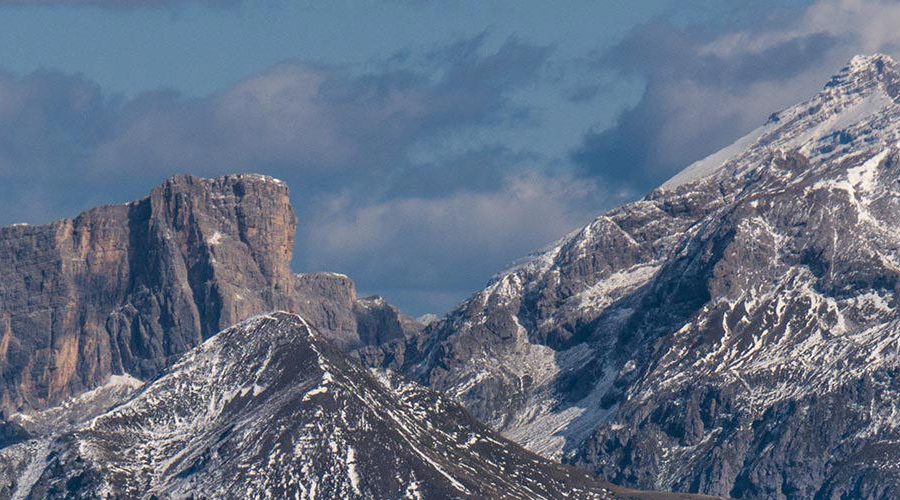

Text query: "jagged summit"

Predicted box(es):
[834, 53, 897, 81]
[814, 53, 900, 109]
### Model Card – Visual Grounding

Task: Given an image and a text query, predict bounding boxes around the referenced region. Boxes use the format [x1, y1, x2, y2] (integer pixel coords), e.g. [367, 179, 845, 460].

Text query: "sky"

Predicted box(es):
[1, 0, 899, 316]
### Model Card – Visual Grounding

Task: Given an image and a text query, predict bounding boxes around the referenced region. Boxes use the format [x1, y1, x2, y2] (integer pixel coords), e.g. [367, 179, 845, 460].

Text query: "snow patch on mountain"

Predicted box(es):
[661, 124, 770, 190]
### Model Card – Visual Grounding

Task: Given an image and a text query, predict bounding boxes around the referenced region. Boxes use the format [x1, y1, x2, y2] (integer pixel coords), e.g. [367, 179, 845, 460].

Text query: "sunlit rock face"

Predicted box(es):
[373, 55, 900, 498]
[0, 174, 297, 413]
[0, 173, 419, 415]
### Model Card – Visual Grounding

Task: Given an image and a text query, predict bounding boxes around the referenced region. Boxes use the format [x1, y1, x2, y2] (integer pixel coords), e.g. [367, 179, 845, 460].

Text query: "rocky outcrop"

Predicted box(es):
[354, 295, 422, 346]
[293, 274, 422, 350]
[370, 54, 900, 498]
[0, 417, 29, 449]
[293, 272, 360, 348]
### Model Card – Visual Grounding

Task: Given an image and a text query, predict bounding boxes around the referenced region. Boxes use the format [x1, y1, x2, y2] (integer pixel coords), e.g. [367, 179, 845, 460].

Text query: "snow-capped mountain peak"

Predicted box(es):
[372, 54, 900, 498]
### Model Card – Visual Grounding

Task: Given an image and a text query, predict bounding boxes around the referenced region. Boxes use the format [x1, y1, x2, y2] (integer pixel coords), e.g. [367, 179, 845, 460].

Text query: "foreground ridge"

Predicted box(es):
[0, 312, 704, 499]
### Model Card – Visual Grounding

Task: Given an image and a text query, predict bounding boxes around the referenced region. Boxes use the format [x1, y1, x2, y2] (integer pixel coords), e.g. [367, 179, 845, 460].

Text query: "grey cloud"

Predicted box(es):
[0, 35, 560, 315]
[302, 171, 605, 312]
[0, 69, 125, 221]
[385, 146, 539, 199]
[602, 22, 840, 86]
[564, 83, 604, 103]
[0, 34, 551, 199]
[86, 36, 552, 190]
[572, 5, 857, 197]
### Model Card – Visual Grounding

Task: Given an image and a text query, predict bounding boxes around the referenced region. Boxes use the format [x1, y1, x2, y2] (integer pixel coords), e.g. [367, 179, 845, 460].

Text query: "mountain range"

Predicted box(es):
[0, 174, 418, 415]
[3, 54, 900, 498]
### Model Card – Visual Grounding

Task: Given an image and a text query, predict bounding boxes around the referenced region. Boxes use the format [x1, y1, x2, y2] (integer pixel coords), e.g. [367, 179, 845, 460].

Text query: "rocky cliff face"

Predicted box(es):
[0, 174, 297, 413]
[0, 174, 417, 415]
[373, 54, 900, 498]
[0, 312, 647, 499]
[354, 295, 423, 347]
[294, 275, 420, 350]
[0, 175, 418, 414]
[293, 272, 361, 349]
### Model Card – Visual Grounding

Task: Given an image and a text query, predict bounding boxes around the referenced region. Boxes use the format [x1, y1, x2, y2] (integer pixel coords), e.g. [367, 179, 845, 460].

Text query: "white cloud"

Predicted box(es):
[704, 0, 900, 59]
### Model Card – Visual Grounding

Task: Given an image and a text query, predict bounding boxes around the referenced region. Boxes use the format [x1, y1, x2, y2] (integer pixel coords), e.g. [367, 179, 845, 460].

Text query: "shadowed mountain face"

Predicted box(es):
[367, 54, 900, 498]
[0, 174, 418, 415]
[0, 312, 638, 499]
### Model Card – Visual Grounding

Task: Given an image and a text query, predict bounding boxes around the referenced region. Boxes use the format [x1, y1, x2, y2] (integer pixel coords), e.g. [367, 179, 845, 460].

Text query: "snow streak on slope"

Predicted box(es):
[661, 124, 770, 190]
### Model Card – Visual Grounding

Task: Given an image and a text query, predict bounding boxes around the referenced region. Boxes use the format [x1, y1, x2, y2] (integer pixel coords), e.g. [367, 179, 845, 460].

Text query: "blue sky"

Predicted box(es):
[1, 0, 896, 315]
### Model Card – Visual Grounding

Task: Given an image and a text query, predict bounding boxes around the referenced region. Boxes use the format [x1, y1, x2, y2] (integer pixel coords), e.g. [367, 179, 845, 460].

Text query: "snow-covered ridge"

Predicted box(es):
[661, 124, 771, 190]
[9, 374, 143, 437]
[661, 53, 900, 191]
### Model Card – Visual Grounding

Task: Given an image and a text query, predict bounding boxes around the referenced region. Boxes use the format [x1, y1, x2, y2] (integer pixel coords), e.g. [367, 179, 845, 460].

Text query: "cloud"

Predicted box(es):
[0, 35, 564, 314]
[303, 171, 604, 311]
[710, 0, 900, 58]
[0, 69, 123, 222]
[0, 35, 550, 195]
[82, 36, 550, 190]
[571, 0, 900, 197]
